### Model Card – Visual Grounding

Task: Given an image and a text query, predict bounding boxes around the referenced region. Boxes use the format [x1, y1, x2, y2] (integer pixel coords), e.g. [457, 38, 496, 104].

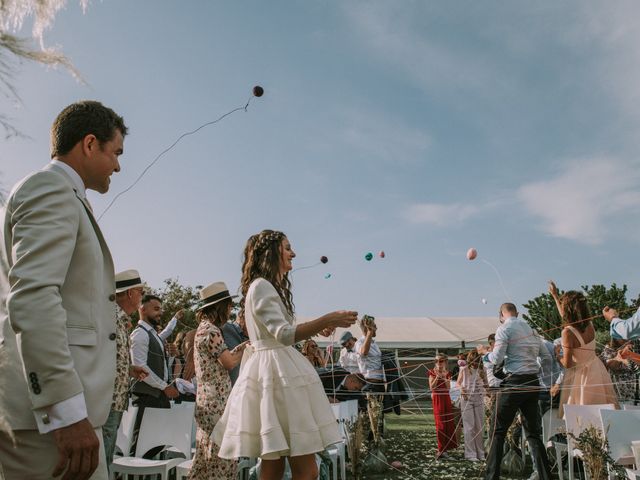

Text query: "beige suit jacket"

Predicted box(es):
[0, 164, 117, 430]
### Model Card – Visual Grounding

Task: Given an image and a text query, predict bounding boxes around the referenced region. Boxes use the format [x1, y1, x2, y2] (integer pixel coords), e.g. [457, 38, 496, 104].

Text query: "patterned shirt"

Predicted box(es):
[112, 305, 132, 411]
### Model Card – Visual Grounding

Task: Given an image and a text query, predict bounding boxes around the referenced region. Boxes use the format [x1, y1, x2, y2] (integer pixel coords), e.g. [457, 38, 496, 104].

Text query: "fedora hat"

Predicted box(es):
[340, 331, 355, 346]
[115, 269, 145, 293]
[196, 281, 237, 311]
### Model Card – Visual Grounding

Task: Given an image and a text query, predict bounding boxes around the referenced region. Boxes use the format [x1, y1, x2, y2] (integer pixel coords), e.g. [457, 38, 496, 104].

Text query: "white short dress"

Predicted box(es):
[212, 278, 342, 460]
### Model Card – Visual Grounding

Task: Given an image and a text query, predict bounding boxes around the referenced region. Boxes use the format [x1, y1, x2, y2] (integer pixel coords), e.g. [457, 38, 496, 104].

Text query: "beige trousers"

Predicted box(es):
[0, 427, 107, 480]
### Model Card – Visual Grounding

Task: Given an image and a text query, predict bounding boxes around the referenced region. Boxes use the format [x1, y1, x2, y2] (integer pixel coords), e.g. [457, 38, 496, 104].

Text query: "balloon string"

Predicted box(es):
[292, 262, 322, 272]
[481, 258, 512, 302]
[97, 94, 256, 221]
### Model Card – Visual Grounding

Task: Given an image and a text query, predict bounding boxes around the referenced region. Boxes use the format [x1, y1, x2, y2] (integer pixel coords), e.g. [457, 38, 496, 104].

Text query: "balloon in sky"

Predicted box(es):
[379, 251, 385, 258]
[365, 252, 373, 261]
[466, 248, 478, 260]
[320, 256, 328, 264]
[324, 273, 332, 279]
[252, 85, 264, 97]
[482, 298, 487, 305]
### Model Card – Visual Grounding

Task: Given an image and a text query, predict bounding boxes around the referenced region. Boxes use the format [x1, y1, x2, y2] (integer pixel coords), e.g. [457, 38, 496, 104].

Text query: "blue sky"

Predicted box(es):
[2, 1, 639, 317]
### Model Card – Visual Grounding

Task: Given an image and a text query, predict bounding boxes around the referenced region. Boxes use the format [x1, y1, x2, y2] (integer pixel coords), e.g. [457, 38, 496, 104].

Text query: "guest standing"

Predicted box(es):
[458, 350, 486, 462]
[338, 331, 360, 374]
[479, 302, 552, 480]
[428, 353, 458, 458]
[189, 282, 247, 480]
[549, 283, 619, 414]
[355, 315, 385, 393]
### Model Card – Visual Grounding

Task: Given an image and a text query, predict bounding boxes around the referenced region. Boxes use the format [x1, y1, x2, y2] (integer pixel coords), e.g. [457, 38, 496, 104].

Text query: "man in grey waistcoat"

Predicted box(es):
[128, 294, 180, 455]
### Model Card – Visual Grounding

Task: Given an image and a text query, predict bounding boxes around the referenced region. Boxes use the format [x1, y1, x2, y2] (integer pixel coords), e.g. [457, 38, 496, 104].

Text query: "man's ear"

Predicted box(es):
[81, 134, 98, 156]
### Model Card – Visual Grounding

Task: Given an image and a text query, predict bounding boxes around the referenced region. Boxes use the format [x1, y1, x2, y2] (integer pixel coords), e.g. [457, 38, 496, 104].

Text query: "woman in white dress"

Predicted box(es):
[213, 230, 357, 480]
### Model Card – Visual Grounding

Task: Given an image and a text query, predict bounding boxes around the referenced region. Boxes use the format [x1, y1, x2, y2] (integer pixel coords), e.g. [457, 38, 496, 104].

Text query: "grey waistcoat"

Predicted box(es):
[131, 326, 167, 398]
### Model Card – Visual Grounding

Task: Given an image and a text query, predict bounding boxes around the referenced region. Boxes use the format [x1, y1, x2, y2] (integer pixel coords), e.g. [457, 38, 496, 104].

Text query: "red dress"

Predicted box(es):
[429, 369, 458, 454]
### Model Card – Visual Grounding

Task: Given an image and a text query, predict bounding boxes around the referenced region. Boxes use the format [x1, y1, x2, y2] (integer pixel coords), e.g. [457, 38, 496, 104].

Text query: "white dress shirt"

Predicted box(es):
[130, 317, 178, 391]
[338, 347, 360, 374]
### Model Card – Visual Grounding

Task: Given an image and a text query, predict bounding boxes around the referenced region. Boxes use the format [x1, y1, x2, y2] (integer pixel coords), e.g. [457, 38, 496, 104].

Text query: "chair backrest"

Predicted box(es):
[135, 402, 195, 458]
[623, 404, 640, 411]
[115, 406, 139, 455]
[542, 408, 564, 443]
[600, 409, 640, 462]
[564, 404, 615, 449]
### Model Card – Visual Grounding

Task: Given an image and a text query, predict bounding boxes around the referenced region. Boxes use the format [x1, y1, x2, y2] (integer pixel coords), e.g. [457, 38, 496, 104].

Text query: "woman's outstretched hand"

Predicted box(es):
[325, 310, 358, 329]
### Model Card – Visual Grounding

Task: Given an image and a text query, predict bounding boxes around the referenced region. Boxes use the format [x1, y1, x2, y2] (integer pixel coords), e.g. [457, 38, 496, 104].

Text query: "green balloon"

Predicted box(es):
[365, 252, 373, 261]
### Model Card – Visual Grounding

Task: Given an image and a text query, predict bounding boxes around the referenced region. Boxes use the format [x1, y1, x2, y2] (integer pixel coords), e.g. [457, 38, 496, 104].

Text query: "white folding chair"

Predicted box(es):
[175, 458, 192, 479]
[542, 408, 567, 480]
[600, 409, 640, 468]
[564, 404, 615, 480]
[114, 405, 138, 457]
[110, 403, 195, 480]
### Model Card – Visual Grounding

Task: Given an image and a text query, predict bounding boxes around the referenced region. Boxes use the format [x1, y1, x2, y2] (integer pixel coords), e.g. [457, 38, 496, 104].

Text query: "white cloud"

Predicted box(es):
[517, 158, 640, 245]
[404, 202, 482, 227]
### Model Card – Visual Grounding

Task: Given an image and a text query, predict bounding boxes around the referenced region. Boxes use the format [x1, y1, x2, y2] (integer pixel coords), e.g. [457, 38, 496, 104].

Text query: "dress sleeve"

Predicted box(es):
[250, 279, 296, 346]
[206, 326, 228, 359]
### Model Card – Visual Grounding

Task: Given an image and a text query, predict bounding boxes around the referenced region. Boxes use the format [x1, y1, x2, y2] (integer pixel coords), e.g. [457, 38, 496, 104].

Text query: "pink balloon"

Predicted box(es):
[466, 248, 477, 260]
[379, 251, 385, 258]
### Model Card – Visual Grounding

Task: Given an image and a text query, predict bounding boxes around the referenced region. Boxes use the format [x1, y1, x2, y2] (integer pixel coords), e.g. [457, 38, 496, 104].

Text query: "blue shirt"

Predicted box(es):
[221, 321, 248, 386]
[610, 307, 640, 340]
[485, 316, 549, 376]
[538, 338, 563, 389]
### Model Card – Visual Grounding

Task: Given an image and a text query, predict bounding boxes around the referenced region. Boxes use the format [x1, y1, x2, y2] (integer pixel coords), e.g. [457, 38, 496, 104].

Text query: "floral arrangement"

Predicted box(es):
[567, 425, 626, 480]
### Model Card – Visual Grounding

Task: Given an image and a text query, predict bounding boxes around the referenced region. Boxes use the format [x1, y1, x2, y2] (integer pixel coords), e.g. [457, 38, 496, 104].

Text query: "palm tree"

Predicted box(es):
[0, 1, 87, 138]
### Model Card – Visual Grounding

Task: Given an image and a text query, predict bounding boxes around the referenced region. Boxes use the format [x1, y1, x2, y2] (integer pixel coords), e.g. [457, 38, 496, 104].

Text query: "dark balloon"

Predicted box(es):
[365, 252, 373, 261]
[253, 85, 264, 97]
[320, 256, 328, 264]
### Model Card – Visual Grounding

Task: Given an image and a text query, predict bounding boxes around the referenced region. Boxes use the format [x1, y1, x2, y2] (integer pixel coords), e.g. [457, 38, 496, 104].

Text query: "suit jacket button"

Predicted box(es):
[108, 294, 116, 302]
[109, 333, 117, 341]
[29, 372, 37, 381]
[33, 386, 41, 395]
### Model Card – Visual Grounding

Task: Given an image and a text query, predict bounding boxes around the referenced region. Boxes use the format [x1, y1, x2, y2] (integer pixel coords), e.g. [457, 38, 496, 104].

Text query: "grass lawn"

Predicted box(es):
[345, 413, 533, 480]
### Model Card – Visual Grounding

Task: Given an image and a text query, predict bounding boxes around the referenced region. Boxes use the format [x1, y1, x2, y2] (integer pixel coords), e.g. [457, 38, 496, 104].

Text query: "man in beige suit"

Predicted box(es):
[0, 101, 127, 480]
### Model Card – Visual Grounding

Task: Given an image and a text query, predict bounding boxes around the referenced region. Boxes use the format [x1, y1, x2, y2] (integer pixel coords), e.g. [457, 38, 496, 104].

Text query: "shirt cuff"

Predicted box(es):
[610, 318, 624, 340]
[33, 392, 88, 433]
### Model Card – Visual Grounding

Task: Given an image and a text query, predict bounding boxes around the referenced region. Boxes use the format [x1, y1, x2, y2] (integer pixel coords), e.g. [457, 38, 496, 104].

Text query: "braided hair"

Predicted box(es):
[559, 290, 591, 332]
[239, 230, 295, 319]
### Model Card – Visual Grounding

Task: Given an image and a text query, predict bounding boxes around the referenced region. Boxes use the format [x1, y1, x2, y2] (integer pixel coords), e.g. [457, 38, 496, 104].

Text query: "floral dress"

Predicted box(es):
[188, 319, 236, 480]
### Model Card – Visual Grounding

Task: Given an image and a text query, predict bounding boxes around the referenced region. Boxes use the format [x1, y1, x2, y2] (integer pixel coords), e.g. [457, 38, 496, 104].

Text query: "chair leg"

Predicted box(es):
[554, 446, 564, 480]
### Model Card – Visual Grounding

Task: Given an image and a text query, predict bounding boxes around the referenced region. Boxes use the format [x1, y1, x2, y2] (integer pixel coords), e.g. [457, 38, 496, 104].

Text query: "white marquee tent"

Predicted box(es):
[309, 316, 502, 349]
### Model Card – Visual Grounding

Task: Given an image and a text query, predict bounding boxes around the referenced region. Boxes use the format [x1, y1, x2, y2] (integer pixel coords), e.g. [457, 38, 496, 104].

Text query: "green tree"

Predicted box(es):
[523, 283, 638, 341]
[522, 291, 563, 341]
[150, 278, 202, 335]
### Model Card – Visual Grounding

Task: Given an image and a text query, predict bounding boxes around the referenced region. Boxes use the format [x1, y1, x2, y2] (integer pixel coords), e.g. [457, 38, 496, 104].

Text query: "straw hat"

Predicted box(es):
[115, 269, 145, 293]
[195, 281, 237, 311]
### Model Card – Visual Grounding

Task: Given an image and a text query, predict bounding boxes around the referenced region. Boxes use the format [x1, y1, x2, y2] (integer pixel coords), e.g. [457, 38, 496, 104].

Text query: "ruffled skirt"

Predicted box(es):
[212, 341, 342, 459]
